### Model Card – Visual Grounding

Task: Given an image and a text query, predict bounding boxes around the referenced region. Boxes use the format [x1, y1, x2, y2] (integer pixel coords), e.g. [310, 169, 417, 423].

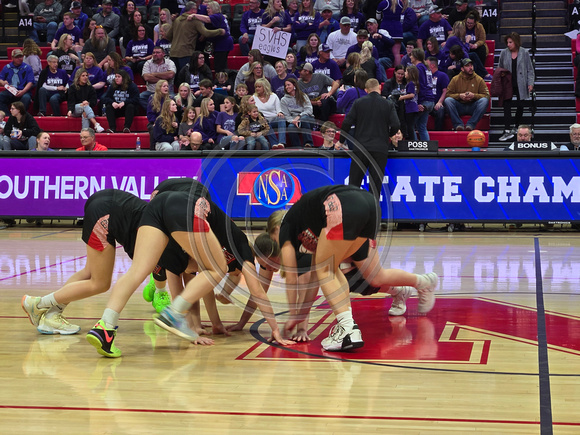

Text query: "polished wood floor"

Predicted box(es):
[1, 223, 580, 434]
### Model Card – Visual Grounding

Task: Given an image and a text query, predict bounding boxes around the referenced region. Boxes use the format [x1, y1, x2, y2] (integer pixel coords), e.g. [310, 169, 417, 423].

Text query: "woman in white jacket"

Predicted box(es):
[280, 77, 315, 147]
[497, 32, 534, 142]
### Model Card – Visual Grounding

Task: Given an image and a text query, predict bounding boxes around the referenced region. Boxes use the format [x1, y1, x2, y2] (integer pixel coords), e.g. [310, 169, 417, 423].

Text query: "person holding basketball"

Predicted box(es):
[266, 184, 438, 351]
[86, 189, 294, 358]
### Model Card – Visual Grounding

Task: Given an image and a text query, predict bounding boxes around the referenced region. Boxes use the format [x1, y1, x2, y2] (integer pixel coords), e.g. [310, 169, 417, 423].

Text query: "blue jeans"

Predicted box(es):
[245, 135, 269, 150]
[73, 104, 96, 129]
[286, 116, 314, 147]
[31, 21, 58, 44]
[444, 97, 489, 129]
[238, 34, 254, 56]
[416, 100, 434, 141]
[267, 118, 286, 146]
[38, 88, 64, 115]
[139, 90, 153, 110]
[0, 90, 32, 114]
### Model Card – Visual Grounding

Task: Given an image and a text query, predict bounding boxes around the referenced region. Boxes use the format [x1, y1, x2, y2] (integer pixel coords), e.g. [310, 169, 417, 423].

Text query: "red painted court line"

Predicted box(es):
[0, 404, 578, 426]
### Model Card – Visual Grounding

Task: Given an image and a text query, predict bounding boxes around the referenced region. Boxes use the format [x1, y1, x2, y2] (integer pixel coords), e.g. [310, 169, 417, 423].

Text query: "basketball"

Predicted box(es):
[467, 130, 486, 147]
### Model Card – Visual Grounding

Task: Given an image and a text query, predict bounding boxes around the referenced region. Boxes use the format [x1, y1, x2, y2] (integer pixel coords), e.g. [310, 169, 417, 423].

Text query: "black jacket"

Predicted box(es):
[67, 83, 98, 113]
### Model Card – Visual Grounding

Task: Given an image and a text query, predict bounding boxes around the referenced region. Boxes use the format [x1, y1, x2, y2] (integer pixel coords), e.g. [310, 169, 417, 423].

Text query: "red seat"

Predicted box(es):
[328, 114, 345, 128]
[426, 113, 490, 131]
[230, 44, 242, 56]
[49, 132, 150, 149]
[484, 53, 494, 67]
[485, 40, 495, 54]
[8, 46, 52, 58]
[36, 116, 149, 132]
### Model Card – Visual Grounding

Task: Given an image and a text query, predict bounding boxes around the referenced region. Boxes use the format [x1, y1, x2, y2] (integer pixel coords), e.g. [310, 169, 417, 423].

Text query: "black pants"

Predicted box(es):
[312, 97, 336, 123]
[213, 51, 229, 73]
[503, 87, 526, 130]
[106, 103, 136, 132]
[348, 149, 389, 201]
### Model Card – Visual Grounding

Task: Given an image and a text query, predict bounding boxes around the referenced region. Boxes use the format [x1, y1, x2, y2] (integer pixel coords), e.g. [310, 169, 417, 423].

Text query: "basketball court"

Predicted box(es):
[1, 224, 579, 433]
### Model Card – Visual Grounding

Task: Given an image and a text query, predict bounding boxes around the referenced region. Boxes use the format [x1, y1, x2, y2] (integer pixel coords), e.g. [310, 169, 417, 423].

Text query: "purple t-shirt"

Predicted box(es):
[405, 81, 419, 113]
[293, 12, 322, 41]
[209, 14, 234, 52]
[241, 10, 263, 35]
[417, 18, 452, 44]
[43, 68, 70, 88]
[311, 59, 342, 81]
[127, 38, 154, 58]
[270, 73, 297, 98]
[215, 111, 237, 141]
[53, 25, 83, 45]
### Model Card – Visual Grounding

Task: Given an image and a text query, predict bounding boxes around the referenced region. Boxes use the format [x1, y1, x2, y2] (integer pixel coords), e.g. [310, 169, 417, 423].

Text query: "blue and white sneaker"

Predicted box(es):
[153, 307, 199, 341]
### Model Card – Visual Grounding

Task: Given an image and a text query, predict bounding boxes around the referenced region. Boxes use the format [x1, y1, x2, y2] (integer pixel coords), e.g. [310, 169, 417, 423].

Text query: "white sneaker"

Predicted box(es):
[388, 287, 413, 316]
[38, 313, 81, 335]
[498, 129, 514, 142]
[21, 295, 48, 327]
[95, 123, 105, 133]
[321, 324, 364, 351]
[416, 272, 438, 314]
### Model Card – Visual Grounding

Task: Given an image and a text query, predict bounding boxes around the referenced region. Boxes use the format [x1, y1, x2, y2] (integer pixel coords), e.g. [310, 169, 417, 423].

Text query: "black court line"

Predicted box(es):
[534, 237, 553, 435]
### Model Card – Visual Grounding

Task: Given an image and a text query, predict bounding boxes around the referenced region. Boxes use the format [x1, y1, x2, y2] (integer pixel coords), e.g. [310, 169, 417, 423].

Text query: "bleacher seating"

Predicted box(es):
[49, 132, 149, 150]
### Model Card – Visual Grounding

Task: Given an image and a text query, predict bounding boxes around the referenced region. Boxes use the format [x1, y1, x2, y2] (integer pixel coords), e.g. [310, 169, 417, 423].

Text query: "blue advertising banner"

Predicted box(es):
[202, 156, 580, 222]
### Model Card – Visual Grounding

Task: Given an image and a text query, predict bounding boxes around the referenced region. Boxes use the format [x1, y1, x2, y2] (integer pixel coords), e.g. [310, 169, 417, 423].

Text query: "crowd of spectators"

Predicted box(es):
[0, 0, 551, 152]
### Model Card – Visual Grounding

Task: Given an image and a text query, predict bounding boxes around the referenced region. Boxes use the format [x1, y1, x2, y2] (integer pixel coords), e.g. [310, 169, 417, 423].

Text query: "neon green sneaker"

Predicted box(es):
[86, 320, 121, 358]
[142, 274, 155, 302]
[152, 291, 171, 313]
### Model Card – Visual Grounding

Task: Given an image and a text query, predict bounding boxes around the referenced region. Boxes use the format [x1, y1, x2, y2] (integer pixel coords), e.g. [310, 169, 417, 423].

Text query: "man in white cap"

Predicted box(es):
[326, 16, 357, 66]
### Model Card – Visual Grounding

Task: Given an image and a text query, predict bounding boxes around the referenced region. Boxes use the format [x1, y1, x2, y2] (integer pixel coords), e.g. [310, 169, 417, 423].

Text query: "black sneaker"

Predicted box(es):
[86, 320, 121, 358]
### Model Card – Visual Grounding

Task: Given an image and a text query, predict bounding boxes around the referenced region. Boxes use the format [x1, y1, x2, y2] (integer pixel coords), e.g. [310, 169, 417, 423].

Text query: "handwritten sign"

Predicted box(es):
[251, 25, 291, 59]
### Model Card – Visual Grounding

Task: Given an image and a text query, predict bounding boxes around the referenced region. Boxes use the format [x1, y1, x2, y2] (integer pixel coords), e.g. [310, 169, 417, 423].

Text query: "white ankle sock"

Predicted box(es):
[102, 308, 120, 329]
[414, 274, 429, 290]
[336, 308, 354, 331]
[155, 286, 166, 294]
[172, 295, 192, 314]
[38, 293, 58, 309]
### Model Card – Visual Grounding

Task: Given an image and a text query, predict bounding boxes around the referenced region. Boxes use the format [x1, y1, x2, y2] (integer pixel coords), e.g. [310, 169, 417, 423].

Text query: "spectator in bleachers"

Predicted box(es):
[140, 46, 176, 108]
[167, 2, 225, 72]
[238, 103, 271, 150]
[216, 96, 245, 150]
[121, 9, 153, 52]
[319, 121, 344, 149]
[294, 0, 322, 51]
[51, 12, 84, 53]
[214, 72, 234, 95]
[464, 11, 487, 65]
[0, 50, 35, 116]
[285, 52, 300, 76]
[156, 24, 172, 57]
[70, 1, 88, 32]
[154, 8, 173, 44]
[82, 19, 97, 45]
[312, 43, 342, 80]
[340, 0, 365, 32]
[175, 83, 195, 119]
[446, 0, 473, 26]
[261, 0, 294, 58]
[178, 105, 196, 137]
[176, 51, 212, 99]
[235, 50, 277, 88]
[497, 32, 534, 142]
[125, 24, 155, 76]
[31, 0, 63, 44]
[82, 26, 116, 68]
[239, 0, 263, 56]
[69, 52, 107, 97]
[560, 124, 580, 151]
[36, 55, 69, 116]
[359, 41, 383, 81]
[298, 33, 321, 64]
[33, 132, 54, 151]
[444, 58, 489, 131]
[366, 18, 395, 73]
[401, 39, 416, 67]
[381, 64, 406, 132]
[341, 52, 360, 86]
[411, 47, 435, 139]
[271, 60, 296, 98]
[190, 1, 234, 73]
[439, 43, 463, 77]
[376, 0, 405, 67]
[146, 80, 170, 148]
[77, 127, 108, 151]
[426, 55, 448, 130]
[281, 78, 314, 147]
[317, 6, 340, 43]
[254, 78, 286, 148]
[346, 29, 379, 59]
[285, 0, 300, 45]
[398, 63, 419, 139]
[153, 98, 180, 151]
[193, 97, 219, 147]
[402, 0, 419, 44]
[242, 62, 266, 95]
[235, 84, 249, 105]
[22, 39, 43, 84]
[443, 21, 490, 80]
[0, 111, 9, 151]
[326, 17, 357, 67]
[17, 0, 31, 16]
[409, 0, 433, 27]
[101, 70, 140, 133]
[67, 68, 105, 133]
[194, 79, 226, 112]
[337, 68, 368, 114]
[298, 62, 339, 122]
[424, 36, 444, 64]
[104, 52, 134, 86]
[416, 6, 452, 50]
[314, 0, 341, 18]
[53, 34, 81, 77]
[92, 0, 121, 41]
[119, 1, 137, 47]
[3, 102, 40, 150]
